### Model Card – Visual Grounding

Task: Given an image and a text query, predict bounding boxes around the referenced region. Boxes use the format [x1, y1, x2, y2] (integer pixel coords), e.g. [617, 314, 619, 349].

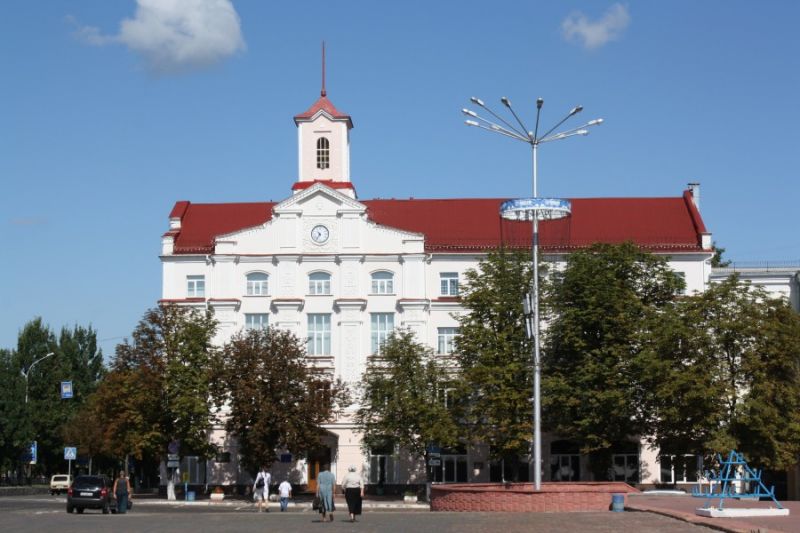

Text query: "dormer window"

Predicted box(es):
[316, 137, 330, 169]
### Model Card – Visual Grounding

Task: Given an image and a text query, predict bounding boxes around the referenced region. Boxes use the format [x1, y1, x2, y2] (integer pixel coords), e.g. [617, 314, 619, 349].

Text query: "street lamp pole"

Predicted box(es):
[464, 97, 602, 490]
[21, 352, 55, 404]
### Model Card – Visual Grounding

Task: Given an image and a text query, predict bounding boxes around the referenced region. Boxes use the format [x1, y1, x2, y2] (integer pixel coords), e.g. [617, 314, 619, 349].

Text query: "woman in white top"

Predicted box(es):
[341, 465, 364, 522]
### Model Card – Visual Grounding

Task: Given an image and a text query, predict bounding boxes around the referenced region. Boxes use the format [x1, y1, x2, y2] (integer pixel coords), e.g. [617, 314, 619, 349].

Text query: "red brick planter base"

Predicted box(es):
[430, 482, 639, 512]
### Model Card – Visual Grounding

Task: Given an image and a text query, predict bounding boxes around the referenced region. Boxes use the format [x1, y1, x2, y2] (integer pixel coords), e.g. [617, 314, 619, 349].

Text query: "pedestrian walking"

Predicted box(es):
[316, 464, 335, 522]
[278, 477, 292, 512]
[342, 465, 364, 522]
[253, 466, 272, 512]
[113, 470, 132, 514]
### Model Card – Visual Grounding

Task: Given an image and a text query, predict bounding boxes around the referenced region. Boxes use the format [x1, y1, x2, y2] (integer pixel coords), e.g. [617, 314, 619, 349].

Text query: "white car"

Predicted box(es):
[50, 474, 72, 495]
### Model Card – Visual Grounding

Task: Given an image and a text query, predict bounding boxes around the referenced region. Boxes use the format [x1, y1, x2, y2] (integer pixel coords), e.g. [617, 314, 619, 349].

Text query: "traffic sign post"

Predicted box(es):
[60, 381, 73, 399]
[64, 447, 77, 477]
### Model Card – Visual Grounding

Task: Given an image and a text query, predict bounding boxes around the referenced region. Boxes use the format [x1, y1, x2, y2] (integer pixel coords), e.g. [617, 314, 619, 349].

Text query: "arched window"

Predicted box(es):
[370, 271, 394, 294]
[246, 272, 269, 296]
[308, 272, 331, 295]
[316, 137, 330, 169]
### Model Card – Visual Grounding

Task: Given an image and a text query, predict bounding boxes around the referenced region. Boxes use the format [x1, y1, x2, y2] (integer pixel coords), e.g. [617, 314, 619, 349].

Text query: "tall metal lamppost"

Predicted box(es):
[21, 351, 55, 404]
[463, 96, 602, 490]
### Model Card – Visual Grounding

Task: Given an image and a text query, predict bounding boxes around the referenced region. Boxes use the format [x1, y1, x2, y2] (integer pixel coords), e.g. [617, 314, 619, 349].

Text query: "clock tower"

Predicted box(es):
[293, 43, 354, 197]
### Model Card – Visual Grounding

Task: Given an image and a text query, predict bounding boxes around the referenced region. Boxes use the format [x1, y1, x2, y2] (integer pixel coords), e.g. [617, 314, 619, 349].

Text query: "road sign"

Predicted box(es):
[428, 459, 441, 467]
[168, 440, 180, 454]
[29, 441, 37, 465]
[280, 453, 293, 463]
[60, 381, 73, 399]
[64, 447, 77, 460]
[167, 461, 180, 468]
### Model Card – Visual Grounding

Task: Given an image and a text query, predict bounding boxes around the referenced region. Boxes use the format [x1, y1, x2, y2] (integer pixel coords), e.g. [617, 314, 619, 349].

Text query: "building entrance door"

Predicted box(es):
[307, 447, 330, 493]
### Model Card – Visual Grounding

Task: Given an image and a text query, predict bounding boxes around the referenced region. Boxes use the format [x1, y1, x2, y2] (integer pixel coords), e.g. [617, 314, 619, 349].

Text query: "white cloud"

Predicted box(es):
[71, 0, 246, 74]
[561, 3, 631, 50]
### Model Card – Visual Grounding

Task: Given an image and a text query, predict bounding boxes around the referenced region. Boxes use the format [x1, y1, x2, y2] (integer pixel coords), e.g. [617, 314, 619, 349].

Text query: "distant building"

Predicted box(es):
[160, 81, 715, 491]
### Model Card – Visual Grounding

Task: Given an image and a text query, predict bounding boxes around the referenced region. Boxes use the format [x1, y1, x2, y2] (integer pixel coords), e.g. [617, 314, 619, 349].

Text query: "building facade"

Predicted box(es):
[160, 86, 716, 490]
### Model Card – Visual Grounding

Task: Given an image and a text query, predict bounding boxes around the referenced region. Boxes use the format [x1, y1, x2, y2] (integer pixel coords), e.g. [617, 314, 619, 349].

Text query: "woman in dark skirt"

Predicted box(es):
[341, 465, 364, 522]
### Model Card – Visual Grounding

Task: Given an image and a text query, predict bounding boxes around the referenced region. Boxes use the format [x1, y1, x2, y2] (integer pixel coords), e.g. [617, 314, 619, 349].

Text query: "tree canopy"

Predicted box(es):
[212, 327, 350, 474]
[453, 248, 534, 467]
[542, 242, 684, 475]
[641, 275, 800, 469]
[355, 329, 459, 466]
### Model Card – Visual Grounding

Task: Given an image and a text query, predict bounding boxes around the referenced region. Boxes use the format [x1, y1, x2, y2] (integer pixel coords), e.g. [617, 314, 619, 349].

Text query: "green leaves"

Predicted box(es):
[454, 248, 533, 465]
[213, 327, 350, 474]
[355, 329, 459, 462]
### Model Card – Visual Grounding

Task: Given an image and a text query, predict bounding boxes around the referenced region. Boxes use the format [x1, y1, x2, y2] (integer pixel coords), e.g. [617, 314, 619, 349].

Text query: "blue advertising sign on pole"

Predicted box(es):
[29, 441, 37, 465]
[60, 381, 73, 399]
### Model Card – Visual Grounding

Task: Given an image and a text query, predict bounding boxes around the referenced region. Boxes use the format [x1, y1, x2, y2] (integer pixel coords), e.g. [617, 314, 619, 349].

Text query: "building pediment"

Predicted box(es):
[273, 182, 366, 217]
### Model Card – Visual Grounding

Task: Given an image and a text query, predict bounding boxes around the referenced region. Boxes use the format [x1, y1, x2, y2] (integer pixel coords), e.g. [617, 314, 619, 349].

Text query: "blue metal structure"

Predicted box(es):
[692, 450, 783, 510]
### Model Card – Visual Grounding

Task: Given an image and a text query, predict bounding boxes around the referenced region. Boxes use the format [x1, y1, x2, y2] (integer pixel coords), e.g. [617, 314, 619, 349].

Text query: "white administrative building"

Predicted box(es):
[159, 82, 715, 491]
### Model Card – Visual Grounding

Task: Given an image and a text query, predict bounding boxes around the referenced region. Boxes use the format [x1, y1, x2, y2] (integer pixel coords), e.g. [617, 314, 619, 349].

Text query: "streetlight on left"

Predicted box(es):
[21, 351, 55, 404]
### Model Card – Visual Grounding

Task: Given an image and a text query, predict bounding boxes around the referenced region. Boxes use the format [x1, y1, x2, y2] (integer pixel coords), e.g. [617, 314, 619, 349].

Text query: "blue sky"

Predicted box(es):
[2, 0, 799, 354]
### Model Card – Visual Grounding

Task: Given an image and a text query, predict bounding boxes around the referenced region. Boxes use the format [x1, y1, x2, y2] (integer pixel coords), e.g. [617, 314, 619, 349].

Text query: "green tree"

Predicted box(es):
[213, 327, 350, 474]
[1, 319, 105, 479]
[0, 349, 28, 479]
[642, 276, 800, 469]
[453, 248, 533, 477]
[710, 241, 732, 268]
[110, 305, 218, 480]
[542, 242, 684, 477]
[355, 329, 459, 481]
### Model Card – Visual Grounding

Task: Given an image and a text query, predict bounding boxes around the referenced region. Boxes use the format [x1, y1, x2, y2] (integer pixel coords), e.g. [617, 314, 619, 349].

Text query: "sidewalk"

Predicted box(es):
[627, 493, 799, 533]
[130, 494, 430, 511]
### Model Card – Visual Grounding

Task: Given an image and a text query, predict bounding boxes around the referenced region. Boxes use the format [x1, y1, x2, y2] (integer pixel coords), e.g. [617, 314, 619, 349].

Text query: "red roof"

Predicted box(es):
[294, 95, 352, 127]
[292, 180, 356, 192]
[165, 191, 709, 255]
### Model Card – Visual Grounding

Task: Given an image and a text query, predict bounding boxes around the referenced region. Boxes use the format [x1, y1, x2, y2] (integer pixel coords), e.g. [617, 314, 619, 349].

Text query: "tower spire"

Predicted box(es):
[321, 41, 326, 97]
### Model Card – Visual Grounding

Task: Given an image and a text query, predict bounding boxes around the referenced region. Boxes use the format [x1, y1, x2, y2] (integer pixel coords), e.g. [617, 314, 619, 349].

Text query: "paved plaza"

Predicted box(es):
[0, 494, 717, 533]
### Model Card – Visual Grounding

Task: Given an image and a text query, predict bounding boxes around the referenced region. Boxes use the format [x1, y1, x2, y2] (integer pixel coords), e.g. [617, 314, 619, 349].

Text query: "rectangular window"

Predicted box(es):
[611, 454, 640, 483]
[437, 327, 459, 355]
[660, 455, 700, 483]
[245, 313, 269, 330]
[307, 314, 331, 355]
[371, 313, 394, 354]
[246, 276, 268, 296]
[309, 275, 331, 295]
[431, 449, 468, 483]
[675, 271, 687, 295]
[368, 446, 398, 485]
[187, 275, 205, 298]
[440, 272, 459, 296]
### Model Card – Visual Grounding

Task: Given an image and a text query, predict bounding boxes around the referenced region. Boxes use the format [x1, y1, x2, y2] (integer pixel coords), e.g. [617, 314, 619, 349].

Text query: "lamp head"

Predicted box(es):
[536, 98, 543, 109]
[569, 105, 584, 116]
[464, 120, 479, 127]
[501, 96, 511, 107]
[461, 108, 477, 117]
[470, 97, 485, 107]
[587, 118, 604, 126]
[577, 129, 589, 136]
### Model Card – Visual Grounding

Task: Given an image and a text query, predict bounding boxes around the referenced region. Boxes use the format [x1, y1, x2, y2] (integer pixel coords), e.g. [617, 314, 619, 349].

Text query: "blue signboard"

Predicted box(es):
[60, 381, 73, 399]
[280, 453, 293, 463]
[29, 441, 37, 465]
[64, 447, 77, 461]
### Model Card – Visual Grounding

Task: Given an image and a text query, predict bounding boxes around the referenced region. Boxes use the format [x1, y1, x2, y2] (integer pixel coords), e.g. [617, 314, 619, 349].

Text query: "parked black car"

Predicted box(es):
[66, 475, 113, 514]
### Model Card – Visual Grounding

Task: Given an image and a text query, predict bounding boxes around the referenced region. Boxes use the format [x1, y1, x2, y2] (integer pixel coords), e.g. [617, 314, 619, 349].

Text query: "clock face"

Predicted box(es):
[311, 225, 330, 244]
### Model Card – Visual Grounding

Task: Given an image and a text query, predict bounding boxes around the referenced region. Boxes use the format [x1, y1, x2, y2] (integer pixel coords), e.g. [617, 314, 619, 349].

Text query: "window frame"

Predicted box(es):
[660, 454, 701, 484]
[308, 271, 332, 296]
[245, 272, 269, 296]
[316, 137, 330, 169]
[370, 271, 394, 295]
[440, 272, 459, 296]
[370, 313, 395, 354]
[437, 327, 459, 355]
[368, 443, 398, 485]
[307, 313, 331, 356]
[187, 275, 205, 298]
[244, 313, 269, 330]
